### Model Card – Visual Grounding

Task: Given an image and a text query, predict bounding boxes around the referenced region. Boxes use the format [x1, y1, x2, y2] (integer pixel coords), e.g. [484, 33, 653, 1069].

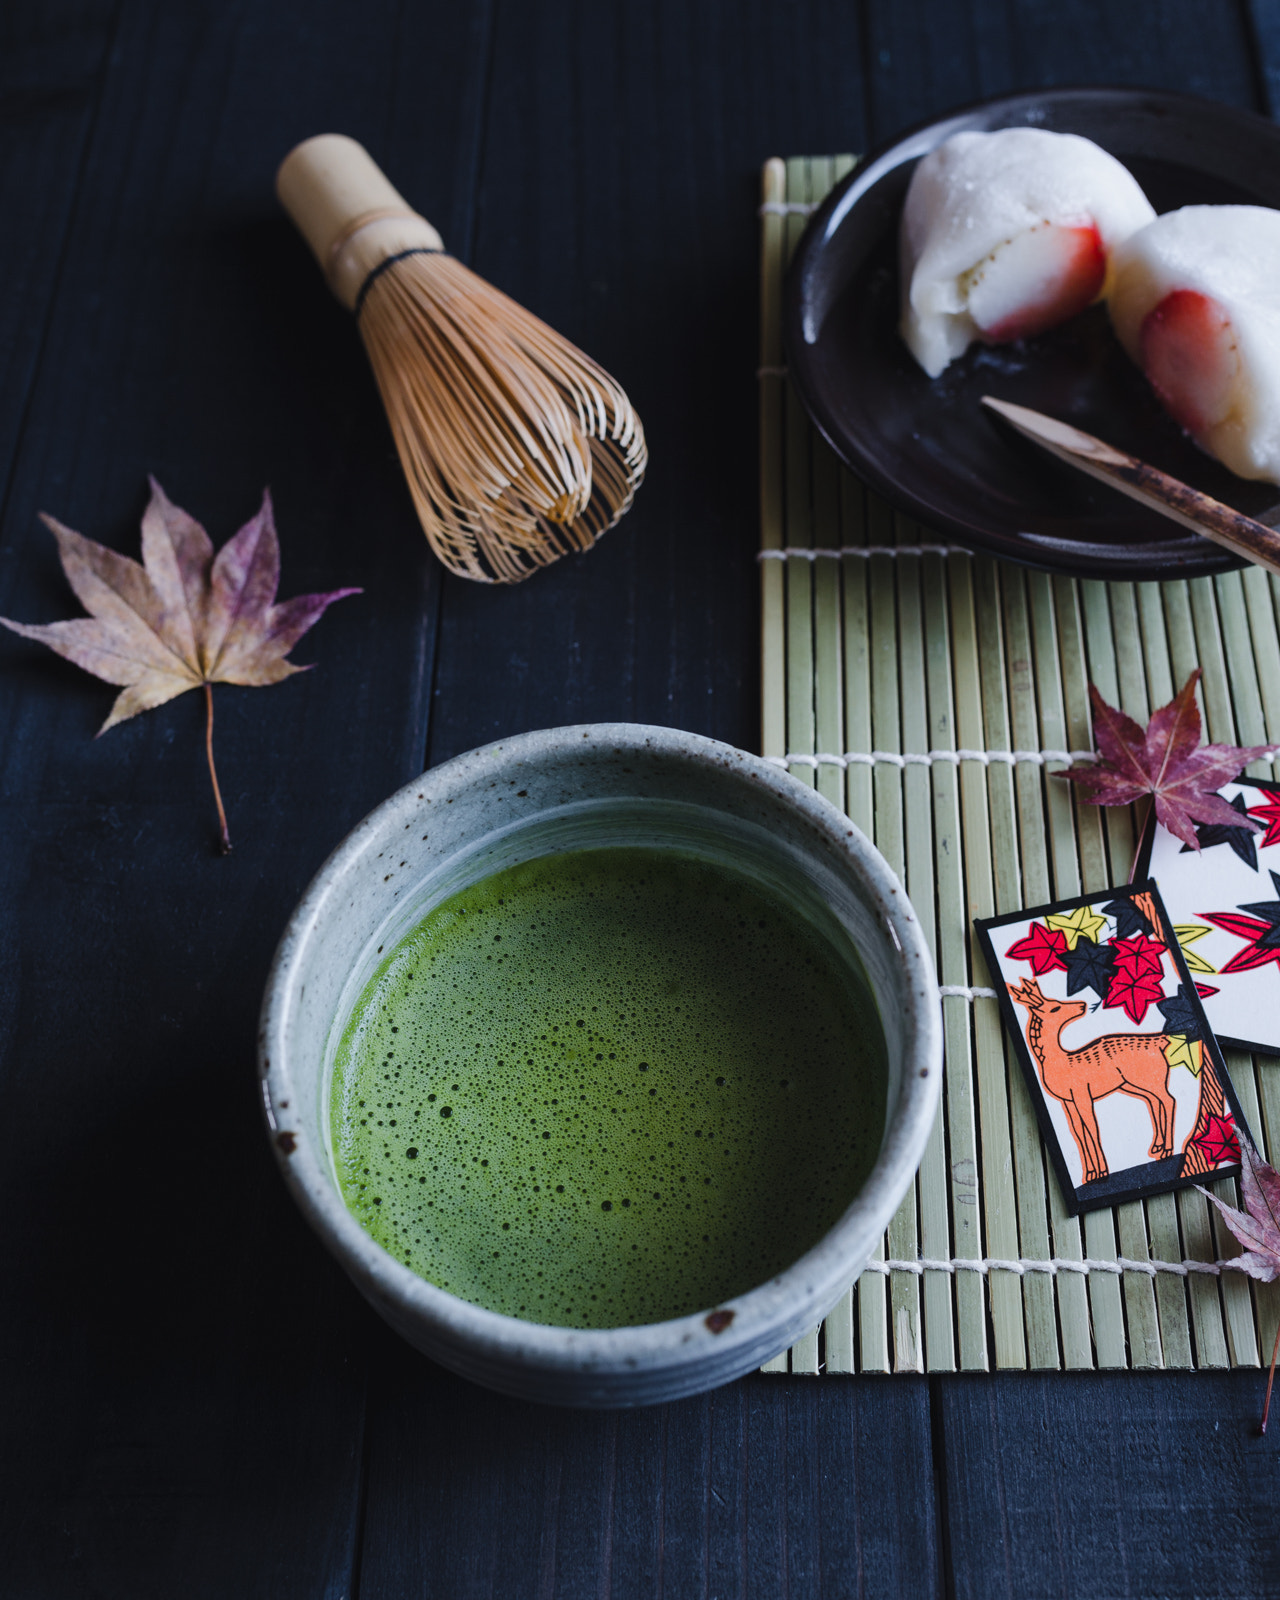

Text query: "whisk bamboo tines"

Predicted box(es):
[276, 134, 646, 583]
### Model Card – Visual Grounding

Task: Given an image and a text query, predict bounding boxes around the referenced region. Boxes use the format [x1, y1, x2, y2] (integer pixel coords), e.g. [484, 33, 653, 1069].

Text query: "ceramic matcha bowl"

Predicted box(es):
[259, 725, 941, 1406]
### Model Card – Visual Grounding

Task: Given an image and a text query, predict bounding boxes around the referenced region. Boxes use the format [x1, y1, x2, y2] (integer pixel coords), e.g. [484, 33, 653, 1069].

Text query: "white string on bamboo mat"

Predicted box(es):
[861, 1256, 1251, 1279]
[767, 749, 1096, 769]
[938, 985, 998, 1000]
[758, 544, 963, 559]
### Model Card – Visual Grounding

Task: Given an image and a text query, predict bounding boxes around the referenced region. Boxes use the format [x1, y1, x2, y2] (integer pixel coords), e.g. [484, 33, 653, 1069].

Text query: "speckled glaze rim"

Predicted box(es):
[259, 725, 942, 1406]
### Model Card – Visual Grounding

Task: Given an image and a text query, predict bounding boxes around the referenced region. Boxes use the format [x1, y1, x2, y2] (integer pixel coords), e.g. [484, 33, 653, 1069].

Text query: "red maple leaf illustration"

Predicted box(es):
[1110, 932, 1167, 979]
[1105, 960, 1166, 1024]
[1200, 911, 1280, 975]
[1194, 1114, 1241, 1167]
[1248, 790, 1280, 848]
[1058, 669, 1274, 849]
[1005, 922, 1068, 974]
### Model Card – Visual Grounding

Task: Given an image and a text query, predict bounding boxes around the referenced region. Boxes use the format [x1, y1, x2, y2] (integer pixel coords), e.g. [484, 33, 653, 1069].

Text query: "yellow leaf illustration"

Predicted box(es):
[1174, 923, 1217, 976]
[1164, 1034, 1202, 1076]
[1045, 904, 1109, 949]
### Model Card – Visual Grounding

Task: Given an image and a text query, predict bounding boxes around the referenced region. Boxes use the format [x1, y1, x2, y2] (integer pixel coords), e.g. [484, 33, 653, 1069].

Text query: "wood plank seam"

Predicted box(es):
[0, 0, 126, 529]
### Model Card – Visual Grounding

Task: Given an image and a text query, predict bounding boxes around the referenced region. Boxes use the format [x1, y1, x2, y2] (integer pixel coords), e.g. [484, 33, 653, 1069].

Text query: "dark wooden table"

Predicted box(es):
[4, 2, 1280, 1594]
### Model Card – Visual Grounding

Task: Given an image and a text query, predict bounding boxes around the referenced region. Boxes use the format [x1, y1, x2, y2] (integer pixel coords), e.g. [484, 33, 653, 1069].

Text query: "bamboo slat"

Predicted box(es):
[1001, 567, 1062, 1369]
[758, 156, 1280, 1375]
[781, 157, 824, 1381]
[952, 557, 1027, 1370]
[888, 522, 926, 1372]
[898, 528, 953, 1373]
[757, 155, 788, 1375]
[924, 557, 989, 1372]
[1082, 581, 1163, 1369]
[841, 474, 889, 1375]
[1030, 575, 1094, 1370]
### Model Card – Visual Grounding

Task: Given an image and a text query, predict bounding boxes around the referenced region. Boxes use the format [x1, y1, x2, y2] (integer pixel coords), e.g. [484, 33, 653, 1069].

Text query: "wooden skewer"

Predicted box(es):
[980, 395, 1280, 578]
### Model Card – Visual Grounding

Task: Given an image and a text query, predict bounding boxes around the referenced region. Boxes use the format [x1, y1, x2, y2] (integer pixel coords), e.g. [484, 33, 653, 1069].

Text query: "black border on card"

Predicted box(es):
[974, 880, 1250, 1216]
[1132, 776, 1280, 1057]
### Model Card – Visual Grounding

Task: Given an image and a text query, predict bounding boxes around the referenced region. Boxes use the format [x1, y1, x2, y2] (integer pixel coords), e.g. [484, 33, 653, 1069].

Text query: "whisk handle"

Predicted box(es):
[276, 134, 444, 312]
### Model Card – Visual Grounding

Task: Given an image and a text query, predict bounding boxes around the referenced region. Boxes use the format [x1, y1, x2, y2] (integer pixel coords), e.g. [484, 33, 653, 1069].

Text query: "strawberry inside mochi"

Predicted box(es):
[965, 222, 1107, 344]
[1139, 288, 1240, 440]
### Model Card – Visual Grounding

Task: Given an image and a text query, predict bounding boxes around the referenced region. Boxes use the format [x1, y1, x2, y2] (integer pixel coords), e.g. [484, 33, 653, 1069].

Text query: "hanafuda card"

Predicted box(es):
[974, 883, 1247, 1214]
[1135, 777, 1280, 1057]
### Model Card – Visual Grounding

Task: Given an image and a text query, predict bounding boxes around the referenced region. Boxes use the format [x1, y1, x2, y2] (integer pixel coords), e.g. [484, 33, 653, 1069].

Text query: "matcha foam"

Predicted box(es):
[331, 846, 886, 1328]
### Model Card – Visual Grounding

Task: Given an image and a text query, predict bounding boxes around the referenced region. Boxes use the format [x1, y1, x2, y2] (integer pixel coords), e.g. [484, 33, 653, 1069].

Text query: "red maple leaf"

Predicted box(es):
[1194, 1113, 1241, 1166]
[1199, 912, 1280, 975]
[1104, 960, 1165, 1024]
[1005, 922, 1068, 974]
[1248, 790, 1280, 848]
[1110, 932, 1167, 979]
[1058, 669, 1274, 849]
[1199, 1134, 1280, 1431]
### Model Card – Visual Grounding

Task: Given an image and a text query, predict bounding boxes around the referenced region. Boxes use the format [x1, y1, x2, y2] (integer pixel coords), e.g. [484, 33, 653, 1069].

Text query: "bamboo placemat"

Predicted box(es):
[759, 155, 1280, 1374]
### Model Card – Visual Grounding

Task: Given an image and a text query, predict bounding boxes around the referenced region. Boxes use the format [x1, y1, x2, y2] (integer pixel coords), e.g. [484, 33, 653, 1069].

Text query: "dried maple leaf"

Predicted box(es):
[1199, 1134, 1280, 1431]
[1058, 669, 1274, 851]
[0, 478, 359, 851]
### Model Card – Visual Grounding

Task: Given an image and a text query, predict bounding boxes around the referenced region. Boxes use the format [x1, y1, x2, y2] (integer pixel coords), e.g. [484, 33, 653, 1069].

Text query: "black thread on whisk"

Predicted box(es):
[353, 247, 448, 319]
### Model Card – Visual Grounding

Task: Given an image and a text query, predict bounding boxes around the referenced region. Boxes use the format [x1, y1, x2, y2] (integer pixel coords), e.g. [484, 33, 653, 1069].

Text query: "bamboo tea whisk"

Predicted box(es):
[277, 135, 646, 583]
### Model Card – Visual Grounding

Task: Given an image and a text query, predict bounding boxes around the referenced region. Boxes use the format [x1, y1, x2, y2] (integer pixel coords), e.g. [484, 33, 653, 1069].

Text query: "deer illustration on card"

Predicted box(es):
[976, 883, 1245, 1214]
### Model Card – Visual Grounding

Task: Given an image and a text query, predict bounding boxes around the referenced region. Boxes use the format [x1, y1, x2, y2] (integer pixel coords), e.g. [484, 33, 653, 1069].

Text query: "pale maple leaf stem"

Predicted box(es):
[204, 682, 232, 855]
[1128, 802, 1154, 884]
[1261, 1317, 1280, 1435]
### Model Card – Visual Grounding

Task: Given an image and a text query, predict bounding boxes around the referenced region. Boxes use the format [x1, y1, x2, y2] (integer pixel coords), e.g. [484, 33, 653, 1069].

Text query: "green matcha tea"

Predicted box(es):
[330, 847, 886, 1327]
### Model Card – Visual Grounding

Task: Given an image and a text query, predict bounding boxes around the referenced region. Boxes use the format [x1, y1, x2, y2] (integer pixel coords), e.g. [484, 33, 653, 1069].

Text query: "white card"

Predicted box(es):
[1138, 778, 1280, 1056]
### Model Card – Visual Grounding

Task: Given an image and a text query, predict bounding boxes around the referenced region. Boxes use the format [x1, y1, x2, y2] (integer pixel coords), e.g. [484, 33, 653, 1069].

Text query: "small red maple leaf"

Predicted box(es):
[1199, 1134, 1280, 1431]
[1005, 922, 1068, 974]
[1194, 1113, 1241, 1166]
[1058, 669, 1274, 849]
[1200, 912, 1280, 976]
[1248, 790, 1280, 848]
[1110, 932, 1167, 979]
[1104, 959, 1165, 1024]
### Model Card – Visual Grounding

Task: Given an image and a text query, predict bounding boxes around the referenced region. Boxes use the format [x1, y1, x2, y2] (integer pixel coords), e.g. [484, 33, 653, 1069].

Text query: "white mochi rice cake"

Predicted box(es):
[1109, 206, 1280, 485]
[900, 127, 1156, 378]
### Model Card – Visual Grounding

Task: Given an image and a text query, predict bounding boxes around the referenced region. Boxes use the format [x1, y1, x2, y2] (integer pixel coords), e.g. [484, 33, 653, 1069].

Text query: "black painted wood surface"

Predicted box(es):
[0, 2, 1278, 1595]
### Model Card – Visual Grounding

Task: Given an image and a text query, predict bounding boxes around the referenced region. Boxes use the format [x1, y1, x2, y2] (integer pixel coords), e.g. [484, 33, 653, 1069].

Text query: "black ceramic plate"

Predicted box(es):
[784, 87, 1280, 579]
